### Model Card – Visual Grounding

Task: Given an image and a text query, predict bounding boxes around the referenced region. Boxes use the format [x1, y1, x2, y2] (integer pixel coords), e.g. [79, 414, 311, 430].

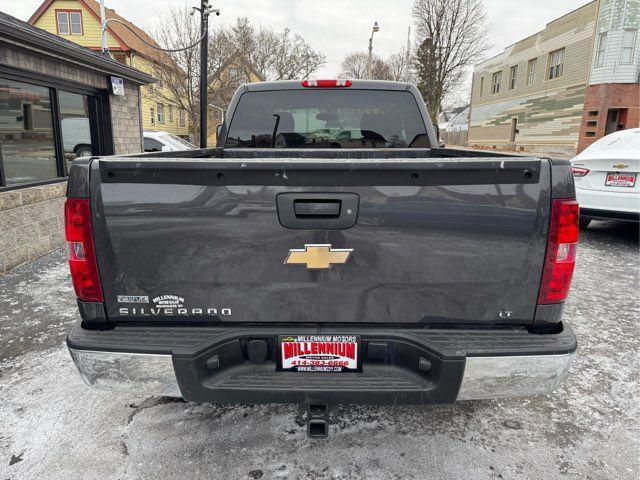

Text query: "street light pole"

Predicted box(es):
[366, 21, 380, 79]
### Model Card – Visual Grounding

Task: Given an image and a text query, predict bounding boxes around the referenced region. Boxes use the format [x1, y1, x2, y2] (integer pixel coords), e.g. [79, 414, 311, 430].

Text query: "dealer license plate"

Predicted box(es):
[606, 172, 636, 187]
[279, 335, 360, 372]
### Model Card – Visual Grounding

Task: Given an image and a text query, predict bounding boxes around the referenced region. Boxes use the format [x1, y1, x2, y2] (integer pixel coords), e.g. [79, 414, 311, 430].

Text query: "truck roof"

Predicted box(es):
[244, 79, 412, 92]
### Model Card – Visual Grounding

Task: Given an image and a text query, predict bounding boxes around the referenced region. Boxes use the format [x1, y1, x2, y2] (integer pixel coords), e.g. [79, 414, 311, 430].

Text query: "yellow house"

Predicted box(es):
[28, 0, 190, 139]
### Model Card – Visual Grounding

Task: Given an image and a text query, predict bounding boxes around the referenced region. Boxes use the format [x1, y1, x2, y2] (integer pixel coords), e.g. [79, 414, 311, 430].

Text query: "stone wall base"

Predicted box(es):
[0, 182, 67, 273]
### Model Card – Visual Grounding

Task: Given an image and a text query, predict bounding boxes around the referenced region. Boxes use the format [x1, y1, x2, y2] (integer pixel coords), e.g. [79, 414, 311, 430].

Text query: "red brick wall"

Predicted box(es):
[578, 83, 640, 152]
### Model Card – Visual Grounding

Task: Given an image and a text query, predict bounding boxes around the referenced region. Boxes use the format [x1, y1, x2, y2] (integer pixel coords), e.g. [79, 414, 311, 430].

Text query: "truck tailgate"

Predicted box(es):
[90, 156, 549, 325]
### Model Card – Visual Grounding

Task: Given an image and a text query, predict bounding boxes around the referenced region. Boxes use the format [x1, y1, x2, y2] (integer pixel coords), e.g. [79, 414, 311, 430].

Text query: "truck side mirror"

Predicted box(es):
[216, 124, 222, 139]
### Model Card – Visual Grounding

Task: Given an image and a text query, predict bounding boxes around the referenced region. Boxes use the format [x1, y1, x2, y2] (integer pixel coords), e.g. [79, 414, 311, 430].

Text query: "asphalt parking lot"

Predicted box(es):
[1, 221, 638, 480]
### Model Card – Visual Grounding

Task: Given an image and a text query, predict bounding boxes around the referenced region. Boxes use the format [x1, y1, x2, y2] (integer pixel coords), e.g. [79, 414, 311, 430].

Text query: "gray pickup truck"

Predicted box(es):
[65, 80, 578, 437]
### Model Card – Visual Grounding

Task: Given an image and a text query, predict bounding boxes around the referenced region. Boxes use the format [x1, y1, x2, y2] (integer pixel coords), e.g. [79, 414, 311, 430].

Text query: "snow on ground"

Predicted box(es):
[0, 222, 638, 480]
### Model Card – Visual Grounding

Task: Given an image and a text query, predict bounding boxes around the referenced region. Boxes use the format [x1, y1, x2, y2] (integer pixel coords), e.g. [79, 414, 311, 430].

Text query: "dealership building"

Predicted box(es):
[468, 0, 639, 155]
[0, 12, 154, 273]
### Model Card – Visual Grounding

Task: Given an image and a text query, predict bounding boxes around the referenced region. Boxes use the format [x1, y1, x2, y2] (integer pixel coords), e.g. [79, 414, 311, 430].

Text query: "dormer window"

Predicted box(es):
[56, 10, 83, 35]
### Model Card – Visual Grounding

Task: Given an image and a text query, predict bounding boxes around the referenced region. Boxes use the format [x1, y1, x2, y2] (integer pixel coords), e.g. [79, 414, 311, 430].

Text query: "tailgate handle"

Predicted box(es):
[277, 193, 359, 230]
[294, 200, 341, 218]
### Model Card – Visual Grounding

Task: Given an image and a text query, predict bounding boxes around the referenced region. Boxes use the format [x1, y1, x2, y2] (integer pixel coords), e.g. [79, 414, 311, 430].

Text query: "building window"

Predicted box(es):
[527, 58, 537, 85]
[168, 105, 173, 122]
[509, 65, 517, 90]
[479, 76, 484, 96]
[491, 71, 501, 94]
[0, 79, 57, 186]
[157, 104, 165, 124]
[548, 48, 565, 80]
[595, 32, 607, 67]
[150, 107, 155, 125]
[56, 10, 82, 35]
[621, 29, 637, 64]
[0, 78, 101, 188]
[179, 109, 186, 127]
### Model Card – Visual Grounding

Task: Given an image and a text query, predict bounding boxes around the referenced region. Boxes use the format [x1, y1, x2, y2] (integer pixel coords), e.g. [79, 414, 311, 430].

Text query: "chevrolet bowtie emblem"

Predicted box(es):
[613, 163, 629, 169]
[285, 244, 353, 269]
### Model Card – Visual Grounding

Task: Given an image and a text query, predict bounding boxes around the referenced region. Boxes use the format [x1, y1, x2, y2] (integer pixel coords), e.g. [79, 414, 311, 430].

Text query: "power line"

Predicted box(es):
[103, 18, 208, 52]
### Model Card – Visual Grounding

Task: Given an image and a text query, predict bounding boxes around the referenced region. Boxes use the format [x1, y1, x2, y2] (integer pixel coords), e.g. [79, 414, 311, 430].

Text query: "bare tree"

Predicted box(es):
[412, 0, 490, 119]
[153, 5, 202, 139]
[270, 28, 326, 79]
[225, 18, 325, 81]
[154, 13, 325, 141]
[339, 52, 392, 80]
[386, 47, 416, 82]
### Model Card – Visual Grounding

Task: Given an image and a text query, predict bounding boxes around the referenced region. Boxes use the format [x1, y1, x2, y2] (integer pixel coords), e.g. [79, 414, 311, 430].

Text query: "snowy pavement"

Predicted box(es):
[1, 221, 638, 480]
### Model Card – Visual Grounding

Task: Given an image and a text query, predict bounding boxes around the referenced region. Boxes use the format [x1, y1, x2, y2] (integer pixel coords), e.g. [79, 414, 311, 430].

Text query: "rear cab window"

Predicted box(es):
[225, 89, 428, 148]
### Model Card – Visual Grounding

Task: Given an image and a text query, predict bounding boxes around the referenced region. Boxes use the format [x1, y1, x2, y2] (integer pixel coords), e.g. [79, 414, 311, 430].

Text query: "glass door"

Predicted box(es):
[58, 90, 100, 171]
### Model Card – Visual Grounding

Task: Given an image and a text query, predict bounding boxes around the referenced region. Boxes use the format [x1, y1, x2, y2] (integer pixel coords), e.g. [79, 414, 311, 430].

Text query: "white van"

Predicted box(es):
[61, 117, 93, 157]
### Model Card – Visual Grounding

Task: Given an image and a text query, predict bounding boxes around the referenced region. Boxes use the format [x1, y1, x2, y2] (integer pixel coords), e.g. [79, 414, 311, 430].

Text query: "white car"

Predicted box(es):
[571, 128, 640, 228]
[143, 131, 195, 152]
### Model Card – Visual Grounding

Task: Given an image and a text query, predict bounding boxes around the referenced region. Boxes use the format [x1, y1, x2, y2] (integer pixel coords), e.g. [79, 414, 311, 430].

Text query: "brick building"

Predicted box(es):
[468, 0, 639, 156]
[579, 0, 640, 152]
[0, 11, 154, 273]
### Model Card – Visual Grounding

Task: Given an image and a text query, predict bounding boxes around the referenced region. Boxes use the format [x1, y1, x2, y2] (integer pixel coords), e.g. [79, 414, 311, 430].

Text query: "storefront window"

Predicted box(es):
[0, 79, 57, 186]
[59, 90, 97, 167]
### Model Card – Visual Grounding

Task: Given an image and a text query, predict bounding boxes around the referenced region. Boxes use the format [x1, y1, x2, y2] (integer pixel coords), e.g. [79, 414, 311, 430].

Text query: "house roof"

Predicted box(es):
[438, 104, 469, 123]
[448, 106, 470, 125]
[211, 53, 265, 82]
[0, 11, 155, 84]
[28, 0, 173, 67]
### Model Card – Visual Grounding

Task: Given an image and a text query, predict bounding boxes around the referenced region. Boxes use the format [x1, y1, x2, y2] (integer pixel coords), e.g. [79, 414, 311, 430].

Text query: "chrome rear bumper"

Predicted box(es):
[457, 353, 574, 400]
[68, 348, 575, 402]
[69, 348, 181, 397]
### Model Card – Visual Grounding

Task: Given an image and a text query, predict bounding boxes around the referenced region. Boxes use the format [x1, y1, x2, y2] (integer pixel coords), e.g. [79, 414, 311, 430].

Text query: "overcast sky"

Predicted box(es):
[5, 0, 591, 100]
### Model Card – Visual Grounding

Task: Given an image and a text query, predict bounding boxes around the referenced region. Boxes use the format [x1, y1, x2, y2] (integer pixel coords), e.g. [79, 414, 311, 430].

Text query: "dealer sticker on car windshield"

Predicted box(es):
[279, 335, 359, 372]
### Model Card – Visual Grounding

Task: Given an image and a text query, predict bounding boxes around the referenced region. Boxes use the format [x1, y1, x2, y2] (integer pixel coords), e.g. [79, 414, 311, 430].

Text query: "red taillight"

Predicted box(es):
[571, 166, 590, 177]
[538, 199, 579, 304]
[301, 79, 352, 88]
[65, 198, 103, 302]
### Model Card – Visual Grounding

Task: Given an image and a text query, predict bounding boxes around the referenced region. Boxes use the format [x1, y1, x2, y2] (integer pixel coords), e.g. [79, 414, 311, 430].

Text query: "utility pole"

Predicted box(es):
[99, 0, 110, 57]
[405, 26, 411, 82]
[366, 21, 380, 79]
[100, 0, 217, 146]
[198, 0, 211, 148]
